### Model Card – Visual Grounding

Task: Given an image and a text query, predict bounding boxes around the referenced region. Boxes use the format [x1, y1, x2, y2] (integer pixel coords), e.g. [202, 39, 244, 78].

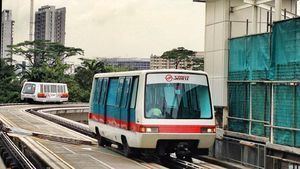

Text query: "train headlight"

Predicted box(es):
[140, 127, 159, 133]
[201, 127, 216, 133]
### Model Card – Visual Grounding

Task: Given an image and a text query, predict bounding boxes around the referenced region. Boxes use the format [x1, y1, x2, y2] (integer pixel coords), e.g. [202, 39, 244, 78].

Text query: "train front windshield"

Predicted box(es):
[22, 83, 36, 94]
[145, 73, 212, 119]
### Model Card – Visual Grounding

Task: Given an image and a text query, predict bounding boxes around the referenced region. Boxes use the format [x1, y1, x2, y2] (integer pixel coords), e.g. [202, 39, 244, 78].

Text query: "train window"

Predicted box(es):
[97, 79, 103, 103]
[40, 84, 44, 93]
[116, 77, 125, 106]
[22, 83, 36, 94]
[93, 79, 99, 102]
[44, 85, 50, 93]
[120, 77, 131, 108]
[107, 78, 118, 106]
[130, 77, 138, 109]
[57, 85, 61, 93]
[60, 85, 64, 93]
[145, 74, 212, 119]
[100, 78, 108, 105]
[51, 85, 57, 93]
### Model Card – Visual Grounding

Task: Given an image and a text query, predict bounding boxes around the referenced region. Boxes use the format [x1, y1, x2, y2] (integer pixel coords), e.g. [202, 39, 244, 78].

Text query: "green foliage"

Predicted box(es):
[75, 58, 108, 90]
[3, 40, 132, 103]
[9, 40, 84, 82]
[9, 40, 84, 67]
[189, 57, 204, 71]
[0, 59, 21, 103]
[161, 47, 196, 69]
[5, 40, 85, 102]
[72, 58, 130, 102]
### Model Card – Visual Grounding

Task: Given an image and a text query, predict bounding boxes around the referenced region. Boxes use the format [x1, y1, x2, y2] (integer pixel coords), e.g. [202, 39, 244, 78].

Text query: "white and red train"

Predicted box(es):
[21, 82, 69, 103]
[88, 69, 216, 159]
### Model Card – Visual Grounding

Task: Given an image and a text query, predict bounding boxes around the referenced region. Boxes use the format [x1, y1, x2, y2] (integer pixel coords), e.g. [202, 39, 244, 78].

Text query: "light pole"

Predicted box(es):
[0, 0, 2, 59]
[29, 0, 34, 41]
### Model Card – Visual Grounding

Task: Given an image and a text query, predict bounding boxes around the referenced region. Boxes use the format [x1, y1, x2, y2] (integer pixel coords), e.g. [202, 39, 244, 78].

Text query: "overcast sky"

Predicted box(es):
[3, 0, 206, 64]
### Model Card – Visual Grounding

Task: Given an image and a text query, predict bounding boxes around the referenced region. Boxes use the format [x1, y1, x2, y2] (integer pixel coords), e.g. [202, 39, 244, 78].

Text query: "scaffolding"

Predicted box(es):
[228, 18, 300, 149]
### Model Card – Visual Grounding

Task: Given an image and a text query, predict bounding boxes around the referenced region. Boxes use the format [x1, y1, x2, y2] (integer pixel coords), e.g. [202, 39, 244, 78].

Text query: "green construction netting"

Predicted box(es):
[229, 33, 271, 81]
[251, 84, 271, 137]
[272, 18, 300, 80]
[228, 83, 271, 136]
[228, 83, 249, 134]
[273, 85, 297, 147]
[228, 119, 249, 134]
[228, 18, 300, 148]
[295, 86, 300, 147]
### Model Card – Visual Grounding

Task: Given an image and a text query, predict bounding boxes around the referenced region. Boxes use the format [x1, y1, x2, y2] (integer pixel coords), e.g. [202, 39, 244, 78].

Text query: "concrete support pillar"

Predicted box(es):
[222, 107, 228, 129]
[252, 5, 258, 34]
[275, 0, 282, 21]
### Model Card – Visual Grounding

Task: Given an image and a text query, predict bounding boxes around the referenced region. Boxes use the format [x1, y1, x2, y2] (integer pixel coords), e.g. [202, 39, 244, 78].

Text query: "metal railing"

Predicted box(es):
[216, 136, 266, 169]
[0, 131, 36, 169]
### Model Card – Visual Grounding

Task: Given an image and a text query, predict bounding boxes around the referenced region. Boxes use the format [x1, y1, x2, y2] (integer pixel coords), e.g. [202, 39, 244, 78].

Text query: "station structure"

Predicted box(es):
[0, 104, 229, 169]
[201, 0, 300, 168]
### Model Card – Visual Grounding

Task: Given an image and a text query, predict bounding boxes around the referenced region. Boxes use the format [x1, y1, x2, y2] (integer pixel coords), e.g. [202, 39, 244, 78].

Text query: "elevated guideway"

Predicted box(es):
[0, 104, 162, 169]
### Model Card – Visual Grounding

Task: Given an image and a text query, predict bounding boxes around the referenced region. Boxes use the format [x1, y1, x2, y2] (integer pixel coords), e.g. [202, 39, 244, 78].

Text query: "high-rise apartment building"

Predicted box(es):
[1, 10, 14, 60]
[34, 5, 66, 44]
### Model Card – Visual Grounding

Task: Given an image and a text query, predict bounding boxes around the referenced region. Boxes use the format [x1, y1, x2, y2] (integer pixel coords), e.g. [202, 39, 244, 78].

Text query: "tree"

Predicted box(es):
[9, 40, 84, 67]
[75, 58, 109, 91]
[0, 58, 21, 103]
[8, 40, 84, 82]
[187, 57, 204, 71]
[161, 47, 196, 69]
[72, 58, 131, 102]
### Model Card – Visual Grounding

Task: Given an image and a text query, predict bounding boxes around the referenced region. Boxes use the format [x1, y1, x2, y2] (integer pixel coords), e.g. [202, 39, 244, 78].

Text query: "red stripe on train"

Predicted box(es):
[88, 112, 215, 133]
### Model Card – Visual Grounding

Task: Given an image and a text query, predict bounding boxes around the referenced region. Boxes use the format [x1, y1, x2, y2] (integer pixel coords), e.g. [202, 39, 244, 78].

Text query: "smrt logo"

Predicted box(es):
[165, 74, 189, 82]
[165, 74, 173, 82]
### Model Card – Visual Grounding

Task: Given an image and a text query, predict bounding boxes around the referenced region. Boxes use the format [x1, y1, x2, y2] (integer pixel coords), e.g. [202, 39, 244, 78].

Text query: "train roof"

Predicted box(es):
[94, 69, 208, 78]
[24, 82, 67, 85]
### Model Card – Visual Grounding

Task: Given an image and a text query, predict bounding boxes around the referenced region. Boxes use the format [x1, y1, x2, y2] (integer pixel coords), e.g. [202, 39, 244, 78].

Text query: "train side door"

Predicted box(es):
[120, 77, 132, 130]
[95, 78, 103, 122]
[99, 78, 108, 123]
[115, 77, 125, 128]
[106, 78, 120, 127]
[128, 77, 138, 131]
[92, 79, 101, 119]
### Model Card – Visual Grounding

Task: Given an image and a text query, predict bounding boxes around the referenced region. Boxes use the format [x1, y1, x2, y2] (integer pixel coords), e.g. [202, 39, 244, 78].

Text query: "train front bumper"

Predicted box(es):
[132, 133, 216, 149]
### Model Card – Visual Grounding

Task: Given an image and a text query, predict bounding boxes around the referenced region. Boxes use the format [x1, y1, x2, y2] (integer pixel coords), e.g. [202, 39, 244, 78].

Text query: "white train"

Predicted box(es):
[21, 82, 69, 103]
[89, 70, 216, 159]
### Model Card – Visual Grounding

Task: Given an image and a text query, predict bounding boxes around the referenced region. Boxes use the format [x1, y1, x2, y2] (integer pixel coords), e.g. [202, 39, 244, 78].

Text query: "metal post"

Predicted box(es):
[29, 0, 34, 41]
[270, 84, 274, 144]
[252, 5, 258, 34]
[284, 8, 287, 19]
[246, 19, 249, 35]
[267, 11, 269, 32]
[0, 0, 2, 56]
[257, 145, 260, 167]
[249, 83, 252, 135]
[270, 7, 273, 30]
